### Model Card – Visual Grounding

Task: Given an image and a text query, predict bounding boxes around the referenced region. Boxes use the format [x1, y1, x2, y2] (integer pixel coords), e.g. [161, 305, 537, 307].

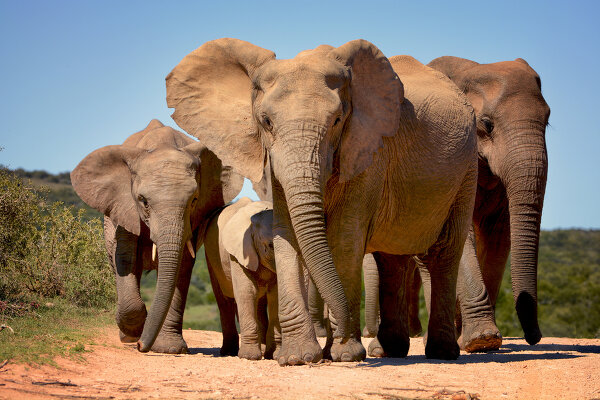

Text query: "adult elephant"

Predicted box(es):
[71, 120, 243, 353]
[427, 57, 550, 347]
[166, 39, 478, 365]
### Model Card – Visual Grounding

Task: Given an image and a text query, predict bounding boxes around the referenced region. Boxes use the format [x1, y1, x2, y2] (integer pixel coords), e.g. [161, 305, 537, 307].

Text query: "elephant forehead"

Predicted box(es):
[257, 57, 349, 89]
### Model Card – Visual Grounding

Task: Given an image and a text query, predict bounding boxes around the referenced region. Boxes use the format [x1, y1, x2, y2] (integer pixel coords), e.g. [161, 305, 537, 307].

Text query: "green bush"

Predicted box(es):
[0, 167, 114, 312]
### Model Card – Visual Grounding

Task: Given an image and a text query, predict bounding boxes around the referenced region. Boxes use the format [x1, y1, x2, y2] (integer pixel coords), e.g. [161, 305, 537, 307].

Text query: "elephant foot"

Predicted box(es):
[362, 326, 377, 338]
[425, 333, 460, 360]
[151, 333, 189, 354]
[326, 337, 366, 362]
[367, 337, 385, 357]
[119, 330, 139, 344]
[238, 344, 262, 360]
[524, 326, 542, 346]
[460, 321, 502, 353]
[220, 339, 239, 357]
[264, 343, 281, 360]
[277, 337, 322, 366]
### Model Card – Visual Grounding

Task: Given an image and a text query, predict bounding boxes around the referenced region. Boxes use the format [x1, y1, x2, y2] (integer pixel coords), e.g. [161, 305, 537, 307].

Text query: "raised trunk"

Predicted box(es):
[137, 222, 185, 352]
[276, 126, 349, 339]
[502, 135, 547, 345]
[362, 254, 379, 337]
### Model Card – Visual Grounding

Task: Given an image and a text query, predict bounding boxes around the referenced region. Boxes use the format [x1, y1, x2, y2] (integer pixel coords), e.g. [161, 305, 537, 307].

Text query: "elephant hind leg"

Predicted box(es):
[207, 257, 239, 357]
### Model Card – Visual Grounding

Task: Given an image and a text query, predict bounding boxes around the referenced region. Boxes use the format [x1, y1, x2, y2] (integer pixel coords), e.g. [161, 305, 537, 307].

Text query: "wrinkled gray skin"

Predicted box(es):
[203, 197, 280, 360]
[71, 120, 243, 353]
[166, 39, 478, 365]
[363, 57, 550, 352]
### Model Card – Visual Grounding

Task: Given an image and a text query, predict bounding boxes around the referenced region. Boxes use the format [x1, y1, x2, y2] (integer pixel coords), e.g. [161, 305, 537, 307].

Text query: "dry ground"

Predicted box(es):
[1, 327, 599, 400]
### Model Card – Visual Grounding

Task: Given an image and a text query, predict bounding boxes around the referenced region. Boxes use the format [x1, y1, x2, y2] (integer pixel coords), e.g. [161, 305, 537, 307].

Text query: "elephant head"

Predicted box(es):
[221, 199, 275, 273]
[428, 57, 550, 344]
[166, 39, 403, 337]
[71, 120, 243, 351]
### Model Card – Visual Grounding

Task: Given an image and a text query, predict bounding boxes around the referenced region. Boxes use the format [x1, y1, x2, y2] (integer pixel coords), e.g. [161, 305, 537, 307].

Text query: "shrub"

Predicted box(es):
[0, 167, 114, 312]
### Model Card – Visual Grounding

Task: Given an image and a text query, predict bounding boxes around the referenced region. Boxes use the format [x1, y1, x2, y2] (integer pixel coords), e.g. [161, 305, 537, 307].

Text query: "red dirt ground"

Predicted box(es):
[1, 327, 599, 399]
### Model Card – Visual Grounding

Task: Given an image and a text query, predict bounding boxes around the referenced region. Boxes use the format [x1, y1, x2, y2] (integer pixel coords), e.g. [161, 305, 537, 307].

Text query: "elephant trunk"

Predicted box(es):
[137, 219, 185, 352]
[362, 254, 379, 337]
[502, 131, 547, 345]
[276, 125, 349, 339]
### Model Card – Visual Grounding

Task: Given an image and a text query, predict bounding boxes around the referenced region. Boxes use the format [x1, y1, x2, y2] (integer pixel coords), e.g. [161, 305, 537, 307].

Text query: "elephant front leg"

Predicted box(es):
[273, 226, 322, 366]
[264, 280, 281, 360]
[323, 243, 366, 363]
[231, 263, 264, 360]
[456, 228, 502, 352]
[368, 253, 411, 358]
[151, 251, 194, 354]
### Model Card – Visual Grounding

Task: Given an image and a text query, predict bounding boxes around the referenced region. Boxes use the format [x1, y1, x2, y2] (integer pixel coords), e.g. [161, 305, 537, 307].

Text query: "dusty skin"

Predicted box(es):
[1, 327, 599, 400]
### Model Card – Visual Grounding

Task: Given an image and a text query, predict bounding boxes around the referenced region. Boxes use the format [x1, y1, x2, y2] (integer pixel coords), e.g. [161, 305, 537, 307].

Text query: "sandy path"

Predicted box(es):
[1, 327, 599, 399]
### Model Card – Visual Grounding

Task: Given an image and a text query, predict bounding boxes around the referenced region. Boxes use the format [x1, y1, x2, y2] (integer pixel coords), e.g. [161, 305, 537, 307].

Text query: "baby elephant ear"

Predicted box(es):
[166, 38, 276, 183]
[71, 145, 145, 235]
[329, 39, 404, 182]
[428, 56, 479, 83]
[221, 202, 261, 271]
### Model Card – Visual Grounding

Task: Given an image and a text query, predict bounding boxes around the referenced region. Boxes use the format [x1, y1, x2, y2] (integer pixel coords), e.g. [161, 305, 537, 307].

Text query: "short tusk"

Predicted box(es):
[186, 240, 195, 259]
[152, 243, 157, 262]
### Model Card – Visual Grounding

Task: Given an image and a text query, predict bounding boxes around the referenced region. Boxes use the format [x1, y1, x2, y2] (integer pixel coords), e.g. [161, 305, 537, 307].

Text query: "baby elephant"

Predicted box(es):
[202, 197, 280, 360]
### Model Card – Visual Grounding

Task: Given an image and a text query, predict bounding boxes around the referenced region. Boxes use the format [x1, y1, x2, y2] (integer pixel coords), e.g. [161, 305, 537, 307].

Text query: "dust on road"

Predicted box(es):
[1, 327, 599, 399]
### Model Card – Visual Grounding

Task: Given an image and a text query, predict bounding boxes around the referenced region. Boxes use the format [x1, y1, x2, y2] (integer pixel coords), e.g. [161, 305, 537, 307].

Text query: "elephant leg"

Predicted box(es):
[368, 253, 412, 358]
[109, 221, 147, 341]
[207, 257, 239, 356]
[257, 294, 269, 345]
[474, 208, 511, 308]
[264, 280, 281, 360]
[406, 260, 423, 337]
[308, 277, 328, 337]
[272, 189, 322, 366]
[456, 228, 502, 352]
[231, 262, 264, 360]
[362, 253, 380, 338]
[150, 249, 193, 354]
[324, 235, 366, 363]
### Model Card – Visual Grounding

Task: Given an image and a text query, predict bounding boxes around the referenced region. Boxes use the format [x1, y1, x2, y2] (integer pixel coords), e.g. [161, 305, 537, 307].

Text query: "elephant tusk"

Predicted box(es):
[152, 243, 157, 262]
[186, 240, 195, 259]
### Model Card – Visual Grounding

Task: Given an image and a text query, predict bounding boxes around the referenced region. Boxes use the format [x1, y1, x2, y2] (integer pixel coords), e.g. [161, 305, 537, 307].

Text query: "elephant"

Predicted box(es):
[71, 119, 243, 353]
[202, 197, 280, 360]
[166, 38, 478, 365]
[362, 56, 550, 352]
[427, 56, 550, 348]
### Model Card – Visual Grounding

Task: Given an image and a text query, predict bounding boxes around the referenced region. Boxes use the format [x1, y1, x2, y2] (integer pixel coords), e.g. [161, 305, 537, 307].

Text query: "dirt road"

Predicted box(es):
[1, 327, 599, 399]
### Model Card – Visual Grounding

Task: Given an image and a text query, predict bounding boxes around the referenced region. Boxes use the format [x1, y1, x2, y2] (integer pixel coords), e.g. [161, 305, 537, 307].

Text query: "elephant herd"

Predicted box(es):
[71, 38, 549, 366]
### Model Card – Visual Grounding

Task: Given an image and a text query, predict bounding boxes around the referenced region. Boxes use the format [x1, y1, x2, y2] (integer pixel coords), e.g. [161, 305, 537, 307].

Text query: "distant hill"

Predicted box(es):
[6, 167, 102, 220]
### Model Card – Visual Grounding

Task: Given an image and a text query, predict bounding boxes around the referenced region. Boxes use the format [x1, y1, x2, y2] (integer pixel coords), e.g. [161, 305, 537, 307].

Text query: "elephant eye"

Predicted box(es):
[480, 117, 494, 135]
[333, 116, 341, 127]
[138, 194, 149, 208]
[262, 115, 273, 131]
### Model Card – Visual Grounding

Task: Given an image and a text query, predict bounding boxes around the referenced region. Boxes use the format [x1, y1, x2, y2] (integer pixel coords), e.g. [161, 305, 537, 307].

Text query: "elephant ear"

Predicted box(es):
[122, 119, 165, 147]
[222, 201, 271, 271]
[427, 56, 479, 85]
[71, 145, 145, 235]
[329, 40, 404, 182]
[166, 38, 276, 183]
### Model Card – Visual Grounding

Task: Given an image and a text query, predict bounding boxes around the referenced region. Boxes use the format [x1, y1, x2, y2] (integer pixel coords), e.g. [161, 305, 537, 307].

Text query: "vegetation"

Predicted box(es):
[1, 165, 598, 366]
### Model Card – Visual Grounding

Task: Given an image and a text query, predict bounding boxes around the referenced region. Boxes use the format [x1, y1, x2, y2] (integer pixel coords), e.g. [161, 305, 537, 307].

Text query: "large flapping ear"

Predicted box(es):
[166, 38, 276, 183]
[329, 40, 404, 182]
[71, 145, 145, 235]
[193, 147, 244, 211]
[427, 56, 479, 85]
[222, 201, 271, 271]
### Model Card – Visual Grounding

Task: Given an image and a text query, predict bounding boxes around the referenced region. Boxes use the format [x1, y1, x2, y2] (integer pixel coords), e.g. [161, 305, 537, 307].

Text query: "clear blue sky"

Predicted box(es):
[1, 0, 598, 229]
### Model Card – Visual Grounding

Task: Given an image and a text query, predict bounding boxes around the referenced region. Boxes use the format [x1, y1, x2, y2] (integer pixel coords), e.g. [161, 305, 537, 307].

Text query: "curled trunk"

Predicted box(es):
[137, 221, 185, 352]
